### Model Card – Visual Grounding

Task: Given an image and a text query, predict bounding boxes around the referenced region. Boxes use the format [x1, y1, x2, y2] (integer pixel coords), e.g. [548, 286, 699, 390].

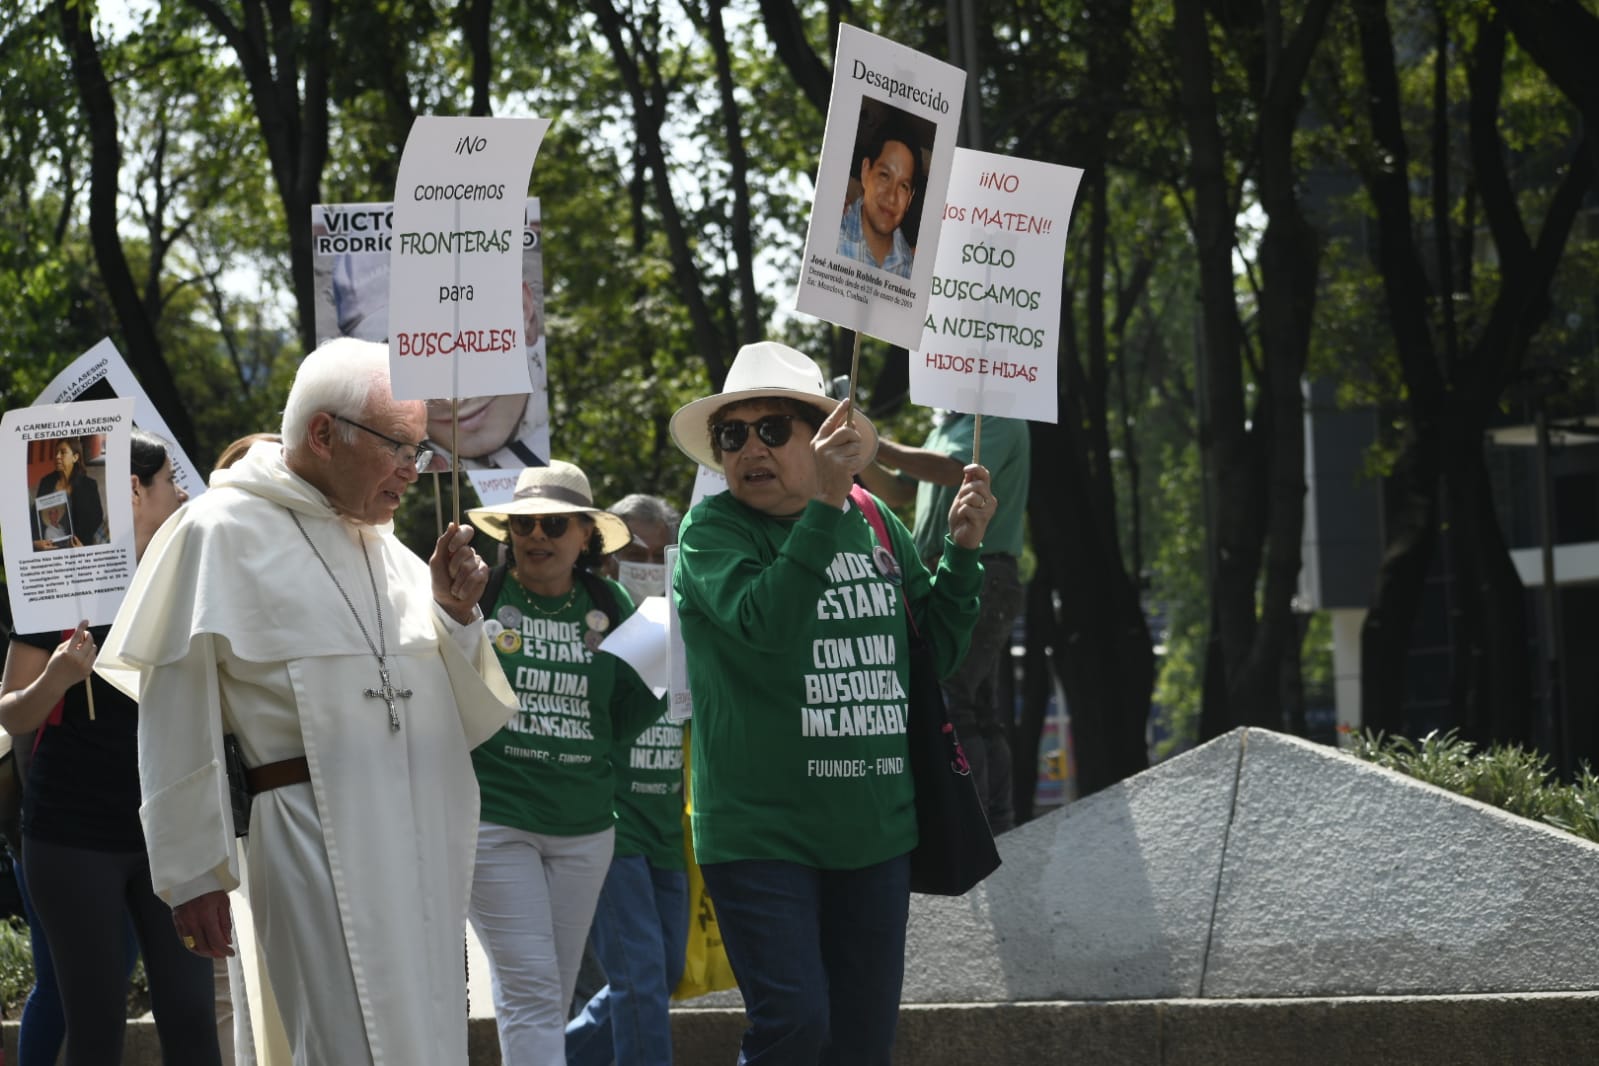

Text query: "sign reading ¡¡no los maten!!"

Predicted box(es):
[910, 148, 1082, 424]
[388, 115, 549, 403]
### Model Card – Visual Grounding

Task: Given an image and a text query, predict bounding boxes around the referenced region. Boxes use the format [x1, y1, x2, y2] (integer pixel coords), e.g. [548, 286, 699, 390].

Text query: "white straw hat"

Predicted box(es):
[466, 461, 632, 549]
[668, 341, 878, 471]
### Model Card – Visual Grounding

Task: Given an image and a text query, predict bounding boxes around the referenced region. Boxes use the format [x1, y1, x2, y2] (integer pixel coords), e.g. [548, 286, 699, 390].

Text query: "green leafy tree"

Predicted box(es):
[1344, 1, 1593, 744]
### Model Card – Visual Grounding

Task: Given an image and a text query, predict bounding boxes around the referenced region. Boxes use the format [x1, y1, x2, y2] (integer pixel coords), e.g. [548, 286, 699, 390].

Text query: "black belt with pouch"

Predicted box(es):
[223, 734, 311, 838]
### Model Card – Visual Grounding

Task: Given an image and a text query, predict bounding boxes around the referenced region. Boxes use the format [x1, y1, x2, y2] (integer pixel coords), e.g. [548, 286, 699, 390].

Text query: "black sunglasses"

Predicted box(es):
[712, 415, 799, 454]
[508, 514, 572, 538]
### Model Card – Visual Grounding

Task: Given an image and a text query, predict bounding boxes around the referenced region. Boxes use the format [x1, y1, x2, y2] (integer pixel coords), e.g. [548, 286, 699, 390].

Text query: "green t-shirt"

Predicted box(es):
[674, 491, 982, 869]
[910, 413, 1031, 562]
[474, 570, 665, 836]
[612, 711, 686, 869]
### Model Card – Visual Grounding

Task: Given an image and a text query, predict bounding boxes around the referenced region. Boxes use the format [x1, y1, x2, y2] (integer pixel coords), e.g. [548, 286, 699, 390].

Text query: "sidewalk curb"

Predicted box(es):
[14, 991, 1596, 1064]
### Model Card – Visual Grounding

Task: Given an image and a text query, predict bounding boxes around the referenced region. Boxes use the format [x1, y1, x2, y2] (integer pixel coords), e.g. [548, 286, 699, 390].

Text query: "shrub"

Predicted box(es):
[1348, 729, 1599, 846]
[0, 916, 32, 1014]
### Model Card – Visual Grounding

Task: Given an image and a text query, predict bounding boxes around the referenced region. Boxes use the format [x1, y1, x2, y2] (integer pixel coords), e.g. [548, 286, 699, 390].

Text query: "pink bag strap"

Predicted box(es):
[32, 630, 72, 757]
[848, 484, 921, 639]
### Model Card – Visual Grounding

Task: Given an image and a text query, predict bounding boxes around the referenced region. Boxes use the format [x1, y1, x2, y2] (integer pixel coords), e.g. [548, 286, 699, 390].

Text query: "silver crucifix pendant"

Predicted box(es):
[365, 665, 413, 732]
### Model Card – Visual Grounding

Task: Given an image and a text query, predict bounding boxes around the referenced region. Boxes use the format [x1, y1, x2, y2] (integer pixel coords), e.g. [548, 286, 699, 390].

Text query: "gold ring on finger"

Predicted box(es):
[183, 935, 196, 949]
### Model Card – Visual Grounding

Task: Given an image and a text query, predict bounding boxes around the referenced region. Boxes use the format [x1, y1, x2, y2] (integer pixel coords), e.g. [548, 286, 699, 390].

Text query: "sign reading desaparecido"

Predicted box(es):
[793, 25, 966, 350]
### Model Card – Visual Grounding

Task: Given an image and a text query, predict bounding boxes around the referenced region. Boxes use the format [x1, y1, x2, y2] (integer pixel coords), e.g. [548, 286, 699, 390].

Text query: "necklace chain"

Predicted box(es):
[289, 511, 409, 731]
[521, 581, 577, 616]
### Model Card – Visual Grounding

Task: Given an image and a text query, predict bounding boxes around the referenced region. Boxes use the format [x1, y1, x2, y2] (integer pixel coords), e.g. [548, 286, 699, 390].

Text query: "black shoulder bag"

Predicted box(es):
[850, 485, 1001, 896]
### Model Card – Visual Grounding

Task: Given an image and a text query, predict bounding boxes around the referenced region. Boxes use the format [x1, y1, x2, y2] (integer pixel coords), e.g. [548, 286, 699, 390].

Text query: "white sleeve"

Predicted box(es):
[434, 602, 485, 658]
[137, 632, 239, 906]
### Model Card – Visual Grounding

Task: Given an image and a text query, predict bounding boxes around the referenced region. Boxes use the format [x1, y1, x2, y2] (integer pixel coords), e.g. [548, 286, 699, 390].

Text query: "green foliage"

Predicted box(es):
[1148, 433, 1207, 760]
[0, 917, 32, 1012]
[4, 0, 1599, 781]
[1349, 729, 1599, 845]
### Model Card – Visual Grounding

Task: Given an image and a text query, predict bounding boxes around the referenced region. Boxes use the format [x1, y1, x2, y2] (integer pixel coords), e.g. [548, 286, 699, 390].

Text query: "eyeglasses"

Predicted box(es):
[333, 415, 433, 474]
[508, 514, 572, 538]
[712, 415, 799, 454]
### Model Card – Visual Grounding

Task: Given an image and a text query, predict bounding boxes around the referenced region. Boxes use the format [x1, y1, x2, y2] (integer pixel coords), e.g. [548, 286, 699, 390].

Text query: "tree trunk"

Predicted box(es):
[754, 0, 831, 112]
[1012, 578, 1058, 824]
[1360, 424, 1441, 736]
[1233, 0, 1333, 731]
[1442, 433, 1531, 745]
[57, 0, 197, 456]
[461, 0, 493, 117]
[700, 0, 762, 346]
[587, 0, 731, 386]
[1174, 0, 1262, 731]
[1034, 415, 1152, 796]
[186, 0, 331, 355]
[1353, 0, 1448, 738]
[1354, 3, 1589, 745]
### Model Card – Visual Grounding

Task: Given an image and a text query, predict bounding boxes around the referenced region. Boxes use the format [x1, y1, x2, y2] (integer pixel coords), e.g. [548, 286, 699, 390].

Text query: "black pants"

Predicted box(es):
[24, 836, 221, 1066]
[941, 555, 1023, 834]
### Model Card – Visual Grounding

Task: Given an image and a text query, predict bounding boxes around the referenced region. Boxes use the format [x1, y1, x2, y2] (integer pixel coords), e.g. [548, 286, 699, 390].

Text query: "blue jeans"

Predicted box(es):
[699, 854, 910, 1066]
[566, 855, 689, 1066]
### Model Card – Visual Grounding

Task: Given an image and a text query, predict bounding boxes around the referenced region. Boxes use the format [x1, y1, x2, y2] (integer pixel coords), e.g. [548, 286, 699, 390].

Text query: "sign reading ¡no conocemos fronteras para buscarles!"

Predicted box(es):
[387, 115, 549, 404]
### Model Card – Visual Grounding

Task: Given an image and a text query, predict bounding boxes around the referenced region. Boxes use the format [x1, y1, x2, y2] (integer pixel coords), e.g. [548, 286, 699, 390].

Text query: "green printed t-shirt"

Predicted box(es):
[675, 490, 982, 870]
[613, 711, 686, 869]
[910, 413, 1031, 562]
[475, 572, 664, 837]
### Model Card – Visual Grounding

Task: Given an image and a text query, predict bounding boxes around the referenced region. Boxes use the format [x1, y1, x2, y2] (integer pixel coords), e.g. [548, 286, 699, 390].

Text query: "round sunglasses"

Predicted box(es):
[712, 414, 798, 454]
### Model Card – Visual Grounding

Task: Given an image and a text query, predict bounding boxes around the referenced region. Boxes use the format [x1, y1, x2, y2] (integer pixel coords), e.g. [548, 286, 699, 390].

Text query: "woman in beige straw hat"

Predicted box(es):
[670, 341, 996, 1064]
[465, 461, 667, 1065]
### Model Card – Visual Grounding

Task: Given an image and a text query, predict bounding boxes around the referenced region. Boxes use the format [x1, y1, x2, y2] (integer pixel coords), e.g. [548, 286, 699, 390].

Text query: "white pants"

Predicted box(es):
[468, 822, 614, 1066]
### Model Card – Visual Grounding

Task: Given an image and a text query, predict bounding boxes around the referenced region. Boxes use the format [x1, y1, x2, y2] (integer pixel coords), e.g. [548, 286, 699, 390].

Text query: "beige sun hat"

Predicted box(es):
[668, 341, 878, 472]
[466, 461, 633, 550]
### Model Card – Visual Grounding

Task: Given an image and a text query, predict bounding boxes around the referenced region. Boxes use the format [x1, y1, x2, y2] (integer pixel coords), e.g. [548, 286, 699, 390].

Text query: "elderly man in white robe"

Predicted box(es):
[98, 337, 518, 1065]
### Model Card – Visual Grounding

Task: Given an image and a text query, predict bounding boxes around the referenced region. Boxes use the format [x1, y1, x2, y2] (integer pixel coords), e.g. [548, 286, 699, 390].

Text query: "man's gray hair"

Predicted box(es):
[281, 338, 391, 452]
[610, 494, 681, 538]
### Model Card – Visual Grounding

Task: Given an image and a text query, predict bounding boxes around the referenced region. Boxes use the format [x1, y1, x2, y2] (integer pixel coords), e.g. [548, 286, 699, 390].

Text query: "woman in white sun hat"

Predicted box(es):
[670, 341, 995, 1064]
[464, 462, 666, 1066]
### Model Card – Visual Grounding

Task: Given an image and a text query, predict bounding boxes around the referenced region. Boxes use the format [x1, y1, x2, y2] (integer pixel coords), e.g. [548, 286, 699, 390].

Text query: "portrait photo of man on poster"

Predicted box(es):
[837, 100, 936, 281]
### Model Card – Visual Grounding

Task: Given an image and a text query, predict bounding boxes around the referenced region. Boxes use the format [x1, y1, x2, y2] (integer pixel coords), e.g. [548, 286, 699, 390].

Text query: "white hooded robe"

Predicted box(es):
[99, 443, 516, 1065]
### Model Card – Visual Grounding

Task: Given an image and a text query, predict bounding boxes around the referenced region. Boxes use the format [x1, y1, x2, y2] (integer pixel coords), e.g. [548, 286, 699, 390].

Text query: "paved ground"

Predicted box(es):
[26, 992, 1599, 1064]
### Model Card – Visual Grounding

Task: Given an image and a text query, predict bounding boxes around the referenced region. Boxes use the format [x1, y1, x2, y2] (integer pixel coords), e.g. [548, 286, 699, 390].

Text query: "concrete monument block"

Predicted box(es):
[1204, 729, 1599, 996]
[902, 730, 1243, 1002]
[900, 726, 1599, 1006]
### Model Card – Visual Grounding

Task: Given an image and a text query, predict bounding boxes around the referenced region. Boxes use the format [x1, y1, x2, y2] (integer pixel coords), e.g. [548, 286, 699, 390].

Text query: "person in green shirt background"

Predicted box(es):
[670, 342, 995, 1065]
[464, 463, 663, 1066]
[860, 412, 1030, 833]
[567, 493, 689, 1066]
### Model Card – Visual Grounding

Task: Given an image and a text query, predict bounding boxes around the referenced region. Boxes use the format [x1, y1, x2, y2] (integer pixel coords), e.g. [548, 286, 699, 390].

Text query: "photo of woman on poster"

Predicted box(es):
[30, 437, 105, 550]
